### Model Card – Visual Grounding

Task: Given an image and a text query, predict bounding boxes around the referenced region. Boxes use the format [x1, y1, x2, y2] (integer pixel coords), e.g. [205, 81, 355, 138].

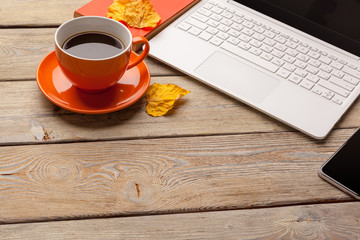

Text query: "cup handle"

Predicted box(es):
[127, 36, 150, 70]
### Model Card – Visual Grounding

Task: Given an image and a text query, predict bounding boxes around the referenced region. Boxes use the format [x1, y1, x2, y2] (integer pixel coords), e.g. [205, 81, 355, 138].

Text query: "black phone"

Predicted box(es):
[318, 128, 360, 200]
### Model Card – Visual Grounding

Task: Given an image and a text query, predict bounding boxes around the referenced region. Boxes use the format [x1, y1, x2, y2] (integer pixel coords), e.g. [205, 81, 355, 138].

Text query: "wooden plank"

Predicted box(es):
[0, 129, 356, 223]
[1, 75, 360, 145]
[0, 77, 291, 145]
[1, 202, 359, 239]
[0, 28, 179, 81]
[0, 0, 89, 27]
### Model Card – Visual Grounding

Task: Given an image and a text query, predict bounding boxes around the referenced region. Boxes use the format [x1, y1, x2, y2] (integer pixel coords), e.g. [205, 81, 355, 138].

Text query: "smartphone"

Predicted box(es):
[318, 128, 360, 200]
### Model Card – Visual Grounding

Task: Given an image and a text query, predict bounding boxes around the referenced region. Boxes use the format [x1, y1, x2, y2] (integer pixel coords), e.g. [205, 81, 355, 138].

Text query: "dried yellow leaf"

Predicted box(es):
[145, 83, 190, 117]
[107, 0, 161, 29]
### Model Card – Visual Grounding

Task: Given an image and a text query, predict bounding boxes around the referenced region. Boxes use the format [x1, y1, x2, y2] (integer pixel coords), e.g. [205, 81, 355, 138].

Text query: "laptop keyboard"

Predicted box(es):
[177, 0, 360, 105]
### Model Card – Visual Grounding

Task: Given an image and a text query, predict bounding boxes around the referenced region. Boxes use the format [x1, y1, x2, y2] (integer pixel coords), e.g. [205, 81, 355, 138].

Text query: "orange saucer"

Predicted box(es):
[36, 51, 150, 114]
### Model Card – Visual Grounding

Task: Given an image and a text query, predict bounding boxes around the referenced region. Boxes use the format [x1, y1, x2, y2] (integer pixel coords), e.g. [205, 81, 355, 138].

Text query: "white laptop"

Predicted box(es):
[149, 0, 360, 139]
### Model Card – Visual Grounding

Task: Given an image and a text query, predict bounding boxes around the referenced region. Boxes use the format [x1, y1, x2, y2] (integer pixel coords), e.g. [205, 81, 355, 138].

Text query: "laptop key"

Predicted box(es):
[343, 66, 360, 79]
[188, 26, 202, 36]
[210, 36, 224, 46]
[276, 69, 291, 78]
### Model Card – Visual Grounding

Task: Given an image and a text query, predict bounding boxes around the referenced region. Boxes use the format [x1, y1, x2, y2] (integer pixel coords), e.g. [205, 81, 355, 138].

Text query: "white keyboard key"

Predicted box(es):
[243, 29, 255, 36]
[207, 19, 219, 28]
[331, 69, 345, 79]
[264, 31, 276, 39]
[231, 23, 244, 32]
[322, 90, 335, 100]
[193, 13, 208, 22]
[260, 45, 273, 53]
[253, 33, 265, 41]
[199, 31, 213, 41]
[274, 35, 287, 44]
[203, 3, 214, 9]
[318, 79, 350, 97]
[274, 43, 287, 52]
[186, 18, 208, 30]
[249, 39, 262, 48]
[243, 21, 255, 29]
[318, 50, 328, 56]
[300, 79, 314, 90]
[308, 59, 321, 67]
[318, 55, 332, 65]
[217, 24, 230, 32]
[206, 27, 219, 35]
[210, 13, 222, 21]
[308, 50, 320, 59]
[330, 61, 344, 70]
[217, 3, 227, 9]
[260, 52, 273, 61]
[297, 54, 310, 62]
[343, 74, 360, 86]
[343, 66, 360, 79]
[188, 26, 202, 36]
[209, 36, 224, 46]
[198, 8, 212, 17]
[178, 22, 191, 31]
[227, 37, 240, 45]
[271, 58, 285, 67]
[249, 47, 262, 56]
[271, 49, 285, 58]
[221, 18, 233, 26]
[253, 25, 265, 34]
[294, 68, 308, 78]
[305, 65, 319, 75]
[217, 31, 229, 40]
[283, 54, 296, 64]
[294, 60, 307, 69]
[211, 6, 224, 14]
[238, 41, 251, 50]
[238, 34, 251, 43]
[285, 40, 298, 49]
[283, 63, 296, 72]
[288, 74, 302, 84]
[332, 95, 345, 105]
[312, 85, 324, 95]
[286, 48, 298, 57]
[263, 38, 276, 46]
[232, 15, 244, 24]
[276, 68, 291, 78]
[228, 29, 240, 38]
[221, 11, 233, 19]
[319, 64, 333, 73]
[296, 45, 309, 54]
[306, 74, 320, 83]
[318, 71, 331, 80]
[220, 41, 279, 72]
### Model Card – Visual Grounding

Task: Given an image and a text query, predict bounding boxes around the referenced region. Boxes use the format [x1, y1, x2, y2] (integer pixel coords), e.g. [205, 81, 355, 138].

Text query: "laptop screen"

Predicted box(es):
[236, 0, 360, 57]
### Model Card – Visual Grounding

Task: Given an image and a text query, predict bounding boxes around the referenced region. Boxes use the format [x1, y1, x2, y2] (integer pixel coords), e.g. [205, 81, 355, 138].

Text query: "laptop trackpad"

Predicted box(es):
[195, 51, 280, 103]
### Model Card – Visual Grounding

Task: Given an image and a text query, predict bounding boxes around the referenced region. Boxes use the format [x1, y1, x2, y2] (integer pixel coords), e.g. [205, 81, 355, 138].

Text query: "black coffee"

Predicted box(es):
[62, 32, 125, 59]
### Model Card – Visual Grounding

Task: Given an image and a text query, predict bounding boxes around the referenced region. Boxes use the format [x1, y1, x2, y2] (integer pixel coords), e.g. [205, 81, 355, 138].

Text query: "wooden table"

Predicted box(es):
[1, 1, 359, 239]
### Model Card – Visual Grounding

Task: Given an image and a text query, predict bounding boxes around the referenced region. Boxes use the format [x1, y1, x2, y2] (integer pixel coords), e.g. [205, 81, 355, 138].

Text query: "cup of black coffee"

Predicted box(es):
[55, 16, 149, 93]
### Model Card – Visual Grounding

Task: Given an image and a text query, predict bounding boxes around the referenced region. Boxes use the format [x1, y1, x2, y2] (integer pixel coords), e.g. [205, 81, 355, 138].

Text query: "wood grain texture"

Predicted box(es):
[1, 203, 360, 240]
[0, 129, 356, 223]
[0, 0, 89, 27]
[1, 75, 360, 145]
[0, 28, 180, 81]
[1, 202, 359, 239]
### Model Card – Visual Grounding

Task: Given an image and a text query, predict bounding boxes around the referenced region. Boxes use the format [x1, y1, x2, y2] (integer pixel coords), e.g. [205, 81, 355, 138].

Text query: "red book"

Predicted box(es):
[74, 0, 200, 39]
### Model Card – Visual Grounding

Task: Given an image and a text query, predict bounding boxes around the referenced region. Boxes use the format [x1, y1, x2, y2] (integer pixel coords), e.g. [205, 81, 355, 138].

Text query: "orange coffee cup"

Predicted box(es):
[55, 16, 149, 93]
